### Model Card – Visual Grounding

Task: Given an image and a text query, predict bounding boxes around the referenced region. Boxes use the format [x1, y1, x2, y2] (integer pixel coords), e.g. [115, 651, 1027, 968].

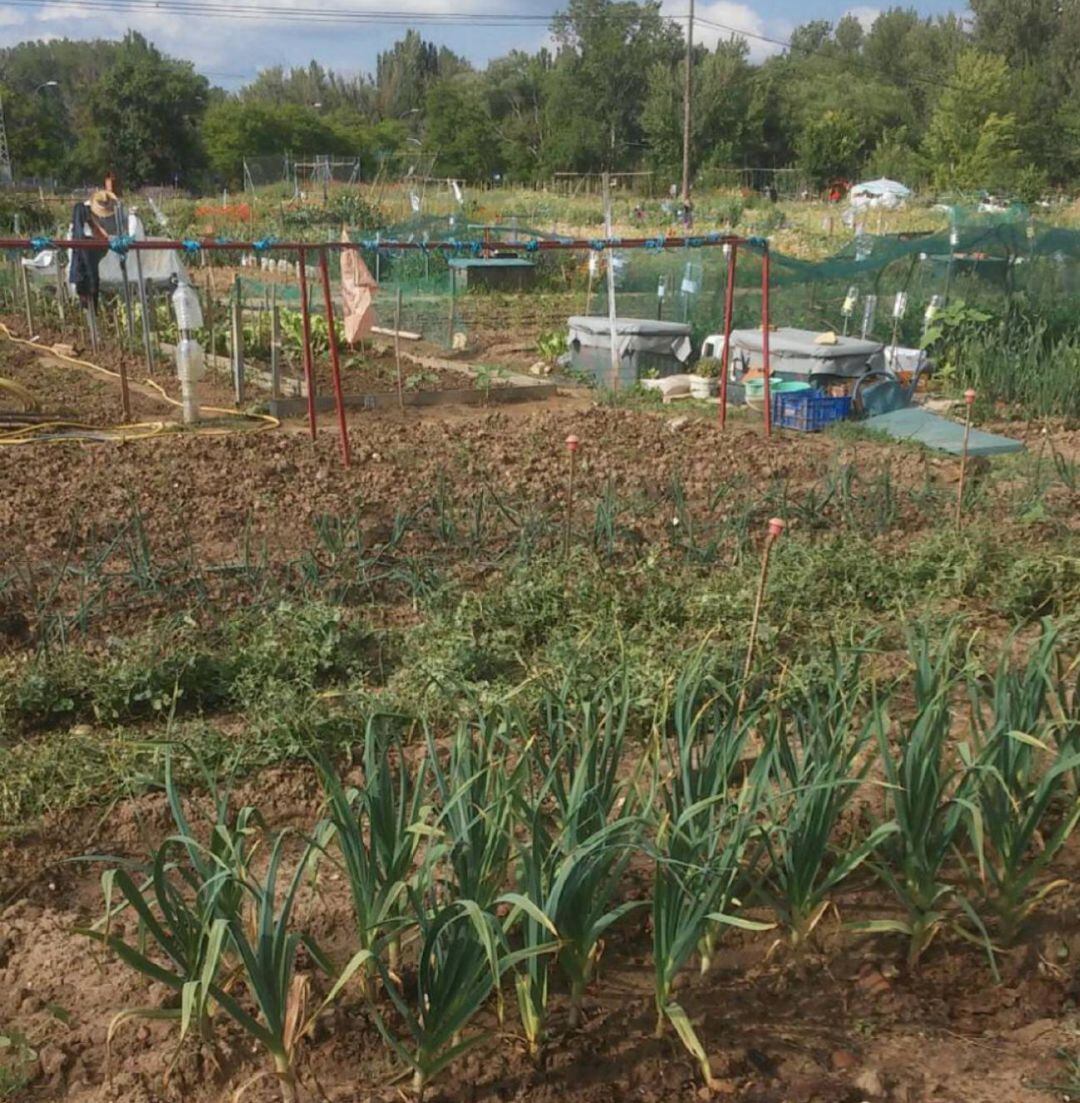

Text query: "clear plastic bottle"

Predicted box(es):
[172, 282, 203, 331]
[175, 338, 205, 383]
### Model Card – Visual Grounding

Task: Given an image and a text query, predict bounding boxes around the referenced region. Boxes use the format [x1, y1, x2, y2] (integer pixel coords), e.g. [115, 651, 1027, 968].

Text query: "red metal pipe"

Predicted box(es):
[719, 242, 737, 432]
[0, 234, 751, 254]
[318, 246, 352, 469]
[761, 243, 772, 438]
[296, 247, 317, 440]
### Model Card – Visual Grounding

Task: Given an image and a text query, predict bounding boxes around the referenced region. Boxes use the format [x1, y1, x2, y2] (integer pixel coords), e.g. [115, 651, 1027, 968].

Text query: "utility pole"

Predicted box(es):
[0, 91, 13, 185]
[681, 0, 694, 202]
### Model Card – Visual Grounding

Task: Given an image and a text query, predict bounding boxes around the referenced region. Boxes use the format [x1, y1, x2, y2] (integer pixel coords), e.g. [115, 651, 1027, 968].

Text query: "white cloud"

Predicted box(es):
[660, 1, 788, 63]
[843, 6, 883, 31]
[0, 0, 549, 82]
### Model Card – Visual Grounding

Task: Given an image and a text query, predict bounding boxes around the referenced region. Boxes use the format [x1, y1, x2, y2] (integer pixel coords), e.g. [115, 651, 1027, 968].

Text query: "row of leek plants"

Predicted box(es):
[82, 622, 1080, 1100]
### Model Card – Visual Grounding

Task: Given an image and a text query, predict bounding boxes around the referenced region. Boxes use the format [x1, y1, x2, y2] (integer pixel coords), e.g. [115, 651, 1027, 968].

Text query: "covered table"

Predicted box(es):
[727, 327, 885, 382]
[566, 316, 692, 388]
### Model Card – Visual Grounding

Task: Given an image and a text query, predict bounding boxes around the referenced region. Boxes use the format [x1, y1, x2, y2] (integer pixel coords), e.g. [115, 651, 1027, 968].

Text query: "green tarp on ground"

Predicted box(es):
[861, 406, 1025, 456]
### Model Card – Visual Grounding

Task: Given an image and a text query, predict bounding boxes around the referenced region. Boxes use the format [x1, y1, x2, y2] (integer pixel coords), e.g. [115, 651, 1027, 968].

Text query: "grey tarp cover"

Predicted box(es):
[862, 407, 1025, 456]
[729, 327, 885, 379]
[568, 316, 693, 362]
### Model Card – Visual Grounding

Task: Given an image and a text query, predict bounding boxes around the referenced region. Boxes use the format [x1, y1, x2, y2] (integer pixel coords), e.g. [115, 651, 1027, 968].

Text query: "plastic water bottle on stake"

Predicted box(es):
[173, 281, 205, 425]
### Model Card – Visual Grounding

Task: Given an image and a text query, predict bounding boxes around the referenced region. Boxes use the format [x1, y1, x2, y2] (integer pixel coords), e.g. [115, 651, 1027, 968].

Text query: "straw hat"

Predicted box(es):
[90, 190, 118, 219]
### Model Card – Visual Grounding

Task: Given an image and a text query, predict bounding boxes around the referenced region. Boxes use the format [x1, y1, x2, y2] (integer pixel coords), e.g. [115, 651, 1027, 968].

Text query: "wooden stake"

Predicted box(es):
[117, 331, 132, 422]
[270, 283, 281, 400]
[231, 274, 245, 404]
[297, 247, 317, 438]
[737, 518, 784, 717]
[447, 263, 456, 347]
[956, 389, 976, 528]
[54, 251, 66, 325]
[18, 256, 34, 335]
[564, 435, 580, 558]
[394, 286, 404, 411]
[602, 172, 619, 395]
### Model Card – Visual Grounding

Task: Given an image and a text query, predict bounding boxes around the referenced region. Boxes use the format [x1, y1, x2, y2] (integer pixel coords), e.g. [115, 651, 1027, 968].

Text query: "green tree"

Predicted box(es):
[642, 39, 757, 179]
[544, 0, 680, 172]
[795, 109, 864, 186]
[76, 32, 208, 186]
[923, 50, 1022, 191]
[203, 100, 368, 186]
[423, 76, 499, 181]
[374, 31, 470, 122]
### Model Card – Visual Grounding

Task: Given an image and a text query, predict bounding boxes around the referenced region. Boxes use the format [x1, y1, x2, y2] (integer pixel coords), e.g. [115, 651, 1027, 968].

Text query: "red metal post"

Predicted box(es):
[761, 242, 772, 438]
[296, 247, 317, 440]
[318, 246, 352, 469]
[719, 242, 737, 431]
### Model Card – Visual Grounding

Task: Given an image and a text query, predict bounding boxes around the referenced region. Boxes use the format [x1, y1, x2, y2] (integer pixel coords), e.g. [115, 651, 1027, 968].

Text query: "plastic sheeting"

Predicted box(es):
[862, 407, 1024, 455]
[567, 316, 693, 361]
[728, 327, 885, 379]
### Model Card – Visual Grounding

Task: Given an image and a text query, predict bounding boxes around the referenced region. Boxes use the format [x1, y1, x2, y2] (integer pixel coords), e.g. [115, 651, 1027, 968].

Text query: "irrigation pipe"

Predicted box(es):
[0, 323, 279, 446]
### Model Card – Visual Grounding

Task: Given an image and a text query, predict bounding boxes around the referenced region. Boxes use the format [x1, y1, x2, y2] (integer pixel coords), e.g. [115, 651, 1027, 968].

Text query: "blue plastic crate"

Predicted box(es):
[772, 390, 852, 432]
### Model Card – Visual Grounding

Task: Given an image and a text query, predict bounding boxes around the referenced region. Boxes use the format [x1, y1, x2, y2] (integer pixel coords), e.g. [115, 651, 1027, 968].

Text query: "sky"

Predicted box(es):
[0, 0, 967, 89]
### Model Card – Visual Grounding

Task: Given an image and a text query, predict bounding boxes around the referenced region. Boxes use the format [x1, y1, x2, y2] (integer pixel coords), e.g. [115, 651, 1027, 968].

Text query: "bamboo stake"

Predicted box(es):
[19, 256, 34, 335]
[297, 247, 317, 438]
[564, 435, 580, 558]
[956, 389, 976, 528]
[394, 286, 404, 411]
[737, 517, 784, 717]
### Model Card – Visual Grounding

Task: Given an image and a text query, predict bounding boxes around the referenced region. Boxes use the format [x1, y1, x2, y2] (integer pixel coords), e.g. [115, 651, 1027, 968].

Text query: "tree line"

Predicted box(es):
[2, 0, 1078, 196]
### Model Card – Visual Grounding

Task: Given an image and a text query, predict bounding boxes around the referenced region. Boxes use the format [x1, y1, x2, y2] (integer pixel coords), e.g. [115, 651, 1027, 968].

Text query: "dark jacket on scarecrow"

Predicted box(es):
[69, 191, 116, 307]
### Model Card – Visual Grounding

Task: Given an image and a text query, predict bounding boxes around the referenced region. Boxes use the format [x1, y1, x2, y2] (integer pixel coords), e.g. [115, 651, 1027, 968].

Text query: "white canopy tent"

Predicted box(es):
[850, 178, 912, 210]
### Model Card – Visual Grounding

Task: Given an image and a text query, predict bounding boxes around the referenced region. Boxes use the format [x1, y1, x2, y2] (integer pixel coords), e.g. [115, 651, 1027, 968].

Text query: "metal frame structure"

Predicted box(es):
[1, 232, 775, 461]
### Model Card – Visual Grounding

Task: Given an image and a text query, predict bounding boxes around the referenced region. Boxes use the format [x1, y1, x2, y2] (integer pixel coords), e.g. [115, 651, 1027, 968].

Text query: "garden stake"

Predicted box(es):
[318, 246, 352, 468]
[54, 251, 66, 324]
[297, 247, 317, 439]
[19, 254, 34, 336]
[231, 275, 245, 405]
[117, 332, 132, 422]
[447, 263, 456, 348]
[737, 517, 784, 717]
[719, 243, 737, 430]
[956, 388, 976, 528]
[761, 242, 773, 437]
[394, 286, 404, 411]
[564, 434, 580, 558]
[133, 247, 155, 376]
[270, 283, 281, 400]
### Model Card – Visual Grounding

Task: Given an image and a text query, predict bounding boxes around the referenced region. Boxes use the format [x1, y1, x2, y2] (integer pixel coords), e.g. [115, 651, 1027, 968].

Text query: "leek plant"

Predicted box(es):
[531, 674, 632, 841]
[212, 831, 370, 1103]
[426, 718, 520, 907]
[960, 629, 1080, 944]
[757, 655, 896, 945]
[314, 716, 431, 993]
[82, 757, 367, 1102]
[371, 898, 551, 1102]
[860, 633, 984, 967]
[651, 665, 772, 1086]
[512, 687, 644, 1052]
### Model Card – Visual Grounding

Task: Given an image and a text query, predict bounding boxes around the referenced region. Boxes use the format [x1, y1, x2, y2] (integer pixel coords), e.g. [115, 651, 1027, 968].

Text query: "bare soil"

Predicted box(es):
[2, 325, 1079, 1101]
[1, 765, 1077, 1103]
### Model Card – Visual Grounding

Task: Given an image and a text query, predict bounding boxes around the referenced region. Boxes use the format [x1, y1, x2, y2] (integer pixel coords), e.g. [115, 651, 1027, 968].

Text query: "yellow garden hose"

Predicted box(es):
[0, 375, 39, 411]
[0, 322, 280, 445]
